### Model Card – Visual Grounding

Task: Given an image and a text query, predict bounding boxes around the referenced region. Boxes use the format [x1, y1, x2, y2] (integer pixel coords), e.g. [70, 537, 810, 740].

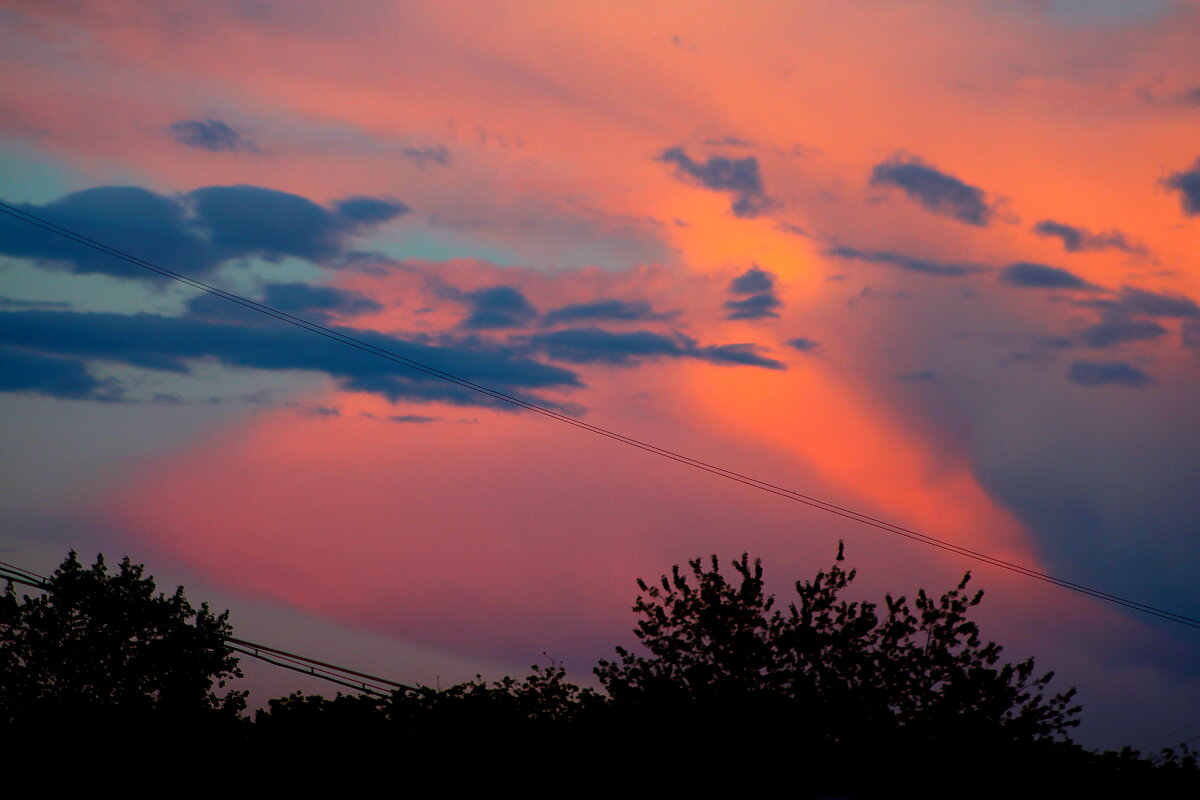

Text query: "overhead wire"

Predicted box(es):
[0, 201, 1197, 631]
[0, 560, 411, 695]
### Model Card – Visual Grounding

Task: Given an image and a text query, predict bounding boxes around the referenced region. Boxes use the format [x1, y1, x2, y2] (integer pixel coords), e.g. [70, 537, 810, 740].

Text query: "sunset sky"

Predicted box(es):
[2, 0, 1198, 750]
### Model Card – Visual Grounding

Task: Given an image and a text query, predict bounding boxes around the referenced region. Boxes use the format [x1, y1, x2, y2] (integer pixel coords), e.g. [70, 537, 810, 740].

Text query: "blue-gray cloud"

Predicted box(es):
[659, 147, 771, 218]
[402, 145, 451, 168]
[1079, 318, 1167, 349]
[0, 346, 113, 400]
[1067, 360, 1152, 388]
[167, 119, 258, 153]
[190, 185, 406, 262]
[786, 337, 820, 353]
[260, 283, 383, 321]
[541, 299, 673, 327]
[1184, 320, 1200, 350]
[725, 266, 783, 319]
[1165, 159, 1200, 215]
[0, 309, 580, 408]
[827, 246, 981, 277]
[333, 196, 411, 225]
[524, 327, 784, 370]
[729, 266, 775, 294]
[724, 293, 783, 320]
[1109, 287, 1200, 319]
[999, 262, 1093, 289]
[1077, 287, 1200, 320]
[870, 156, 993, 226]
[1032, 220, 1145, 255]
[0, 185, 409, 279]
[459, 286, 538, 329]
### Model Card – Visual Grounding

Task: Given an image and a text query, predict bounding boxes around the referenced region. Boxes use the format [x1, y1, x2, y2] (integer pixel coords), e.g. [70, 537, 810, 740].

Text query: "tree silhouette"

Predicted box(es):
[0, 551, 245, 738]
[595, 544, 1083, 777]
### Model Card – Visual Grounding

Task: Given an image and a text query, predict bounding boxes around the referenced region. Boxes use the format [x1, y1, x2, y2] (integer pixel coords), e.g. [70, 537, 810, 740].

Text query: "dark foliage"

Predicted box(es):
[2, 547, 1195, 791]
[0, 551, 245, 743]
[596, 546, 1080, 745]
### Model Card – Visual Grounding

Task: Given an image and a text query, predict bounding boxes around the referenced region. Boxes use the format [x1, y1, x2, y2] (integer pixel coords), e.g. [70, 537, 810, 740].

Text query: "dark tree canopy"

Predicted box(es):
[0, 551, 245, 735]
[1, 546, 1195, 789]
[595, 545, 1082, 771]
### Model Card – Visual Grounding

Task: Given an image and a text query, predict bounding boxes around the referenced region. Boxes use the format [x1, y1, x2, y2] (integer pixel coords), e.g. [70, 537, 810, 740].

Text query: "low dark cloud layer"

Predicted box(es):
[0, 185, 408, 279]
[725, 266, 783, 319]
[168, 119, 259, 153]
[0, 309, 580, 408]
[827, 246, 980, 277]
[524, 327, 784, 370]
[1082, 287, 1200, 319]
[999, 262, 1092, 289]
[261, 283, 383, 321]
[541, 299, 672, 327]
[334, 196, 411, 224]
[1032, 220, 1144, 255]
[1067, 360, 1152, 388]
[870, 156, 993, 226]
[1079, 318, 1167, 349]
[0, 346, 111, 400]
[659, 147, 771, 218]
[460, 286, 539, 329]
[1164, 159, 1200, 215]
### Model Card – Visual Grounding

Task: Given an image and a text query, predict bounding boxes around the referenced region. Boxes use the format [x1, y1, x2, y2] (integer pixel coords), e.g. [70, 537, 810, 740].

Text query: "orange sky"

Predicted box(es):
[2, 0, 1199, 749]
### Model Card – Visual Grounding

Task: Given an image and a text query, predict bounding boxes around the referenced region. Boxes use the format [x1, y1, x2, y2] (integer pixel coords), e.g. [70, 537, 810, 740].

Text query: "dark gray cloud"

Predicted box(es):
[658, 147, 771, 218]
[828, 246, 981, 277]
[1032, 220, 1145, 255]
[725, 266, 783, 319]
[0, 187, 214, 276]
[0, 309, 581, 408]
[895, 369, 936, 382]
[1164, 159, 1200, 215]
[774, 222, 809, 237]
[187, 283, 382, 327]
[1183, 320, 1200, 350]
[724, 293, 783, 320]
[190, 185, 406, 262]
[870, 156, 993, 226]
[333, 196, 411, 225]
[541, 299, 673, 327]
[1082, 286, 1200, 319]
[167, 119, 259, 153]
[0, 185, 408, 279]
[702, 137, 753, 147]
[401, 145, 451, 168]
[0, 297, 71, 311]
[0, 346, 112, 400]
[786, 337, 820, 352]
[459, 286, 539, 329]
[261, 283, 383, 321]
[729, 266, 775, 294]
[1079, 318, 1167, 349]
[1067, 360, 1152, 388]
[524, 327, 784, 370]
[999, 262, 1093, 290]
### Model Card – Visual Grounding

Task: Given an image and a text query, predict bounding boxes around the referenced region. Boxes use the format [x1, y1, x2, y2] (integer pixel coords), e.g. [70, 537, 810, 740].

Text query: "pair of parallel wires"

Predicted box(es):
[0, 559, 407, 697]
[2, 201, 1196, 631]
[3, 202, 1199, 748]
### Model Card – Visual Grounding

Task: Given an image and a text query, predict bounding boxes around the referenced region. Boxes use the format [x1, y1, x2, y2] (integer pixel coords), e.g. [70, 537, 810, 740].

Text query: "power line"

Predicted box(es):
[1, 201, 1197, 631]
[0, 562, 412, 695]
